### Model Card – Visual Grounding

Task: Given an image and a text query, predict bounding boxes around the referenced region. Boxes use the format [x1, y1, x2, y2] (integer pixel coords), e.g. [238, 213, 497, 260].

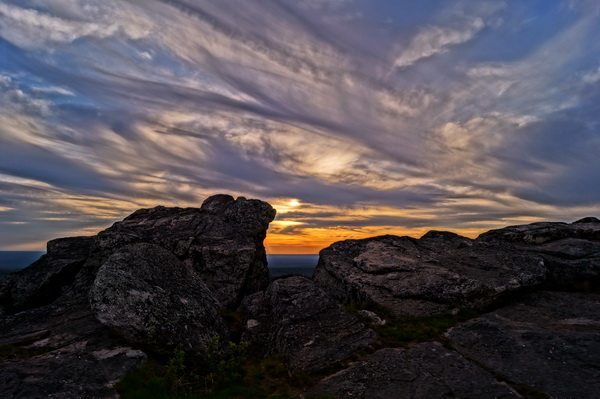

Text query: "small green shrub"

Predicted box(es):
[118, 341, 302, 398]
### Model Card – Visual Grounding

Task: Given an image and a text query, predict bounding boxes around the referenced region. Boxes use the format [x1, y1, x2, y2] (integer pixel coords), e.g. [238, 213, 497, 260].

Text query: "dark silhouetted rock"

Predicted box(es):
[314, 234, 546, 317]
[479, 218, 600, 287]
[241, 276, 375, 373]
[447, 290, 600, 399]
[573, 216, 600, 224]
[90, 243, 226, 356]
[0, 237, 92, 312]
[310, 342, 519, 399]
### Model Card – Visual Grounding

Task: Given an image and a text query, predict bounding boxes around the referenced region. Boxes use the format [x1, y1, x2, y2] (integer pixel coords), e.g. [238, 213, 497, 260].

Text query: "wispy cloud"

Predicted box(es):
[394, 18, 485, 69]
[0, 0, 598, 252]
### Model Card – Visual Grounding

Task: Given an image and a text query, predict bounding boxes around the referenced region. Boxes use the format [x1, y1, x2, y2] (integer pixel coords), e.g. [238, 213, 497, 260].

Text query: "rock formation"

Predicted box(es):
[310, 218, 600, 398]
[1, 203, 599, 398]
[313, 233, 546, 317]
[241, 276, 375, 373]
[479, 217, 600, 288]
[447, 290, 600, 398]
[0, 194, 275, 398]
[94, 194, 276, 307]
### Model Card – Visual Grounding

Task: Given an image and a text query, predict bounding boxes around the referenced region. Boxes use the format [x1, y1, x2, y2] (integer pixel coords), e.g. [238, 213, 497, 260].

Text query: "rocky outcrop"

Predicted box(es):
[0, 194, 275, 398]
[90, 243, 226, 356]
[1, 205, 599, 398]
[241, 276, 375, 373]
[310, 342, 519, 398]
[447, 290, 600, 399]
[314, 234, 546, 317]
[1, 195, 275, 315]
[479, 218, 600, 288]
[95, 194, 276, 307]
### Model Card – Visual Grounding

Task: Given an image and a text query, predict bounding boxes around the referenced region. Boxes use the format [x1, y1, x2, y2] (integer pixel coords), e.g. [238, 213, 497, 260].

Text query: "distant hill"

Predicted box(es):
[0, 252, 317, 279]
[267, 254, 318, 278]
[0, 251, 44, 277]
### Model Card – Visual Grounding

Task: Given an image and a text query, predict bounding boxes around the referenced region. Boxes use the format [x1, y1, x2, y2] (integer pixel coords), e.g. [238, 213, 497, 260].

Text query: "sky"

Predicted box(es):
[0, 0, 599, 254]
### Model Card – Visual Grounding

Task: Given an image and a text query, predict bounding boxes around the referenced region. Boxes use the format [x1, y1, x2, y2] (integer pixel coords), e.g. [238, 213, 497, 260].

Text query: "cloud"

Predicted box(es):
[0, 0, 598, 251]
[394, 17, 485, 68]
[583, 66, 600, 84]
[0, 1, 150, 49]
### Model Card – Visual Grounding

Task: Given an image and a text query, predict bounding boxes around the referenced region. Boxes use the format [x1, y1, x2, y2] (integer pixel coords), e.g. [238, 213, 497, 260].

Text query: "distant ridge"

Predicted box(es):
[0, 251, 44, 276]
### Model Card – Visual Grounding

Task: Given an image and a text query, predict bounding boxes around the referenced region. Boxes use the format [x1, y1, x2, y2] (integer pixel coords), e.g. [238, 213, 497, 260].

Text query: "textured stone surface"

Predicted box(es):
[0, 301, 145, 399]
[447, 290, 600, 399]
[479, 218, 600, 288]
[95, 194, 276, 307]
[310, 342, 518, 399]
[0, 194, 275, 397]
[90, 243, 226, 355]
[241, 276, 375, 373]
[314, 233, 546, 317]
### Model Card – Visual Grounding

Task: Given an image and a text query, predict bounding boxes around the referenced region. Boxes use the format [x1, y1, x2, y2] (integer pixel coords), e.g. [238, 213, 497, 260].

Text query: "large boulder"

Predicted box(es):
[95, 194, 276, 307]
[447, 290, 600, 399]
[241, 276, 375, 373]
[90, 243, 227, 355]
[314, 233, 546, 318]
[479, 217, 600, 288]
[310, 342, 519, 398]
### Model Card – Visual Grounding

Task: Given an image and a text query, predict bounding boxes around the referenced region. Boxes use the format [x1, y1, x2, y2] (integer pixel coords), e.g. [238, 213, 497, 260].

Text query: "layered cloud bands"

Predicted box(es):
[0, 0, 599, 252]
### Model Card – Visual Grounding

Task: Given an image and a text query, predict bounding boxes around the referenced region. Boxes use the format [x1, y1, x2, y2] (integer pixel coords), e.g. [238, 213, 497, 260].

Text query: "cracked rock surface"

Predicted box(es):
[310, 342, 519, 399]
[241, 276, 375, 373]
[314, 232, 546, 317]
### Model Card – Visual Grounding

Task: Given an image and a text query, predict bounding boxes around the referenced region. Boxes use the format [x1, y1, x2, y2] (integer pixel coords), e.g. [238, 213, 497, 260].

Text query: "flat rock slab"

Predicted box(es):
[314, 233, 546, 317]
[0, 302, 145, 398]
[310, 342, 519, 399]
[90, 243, 226, 355]
[242, 276, 375, 373]
[447, 291, 600, 398]
[479, 218, 600, 287]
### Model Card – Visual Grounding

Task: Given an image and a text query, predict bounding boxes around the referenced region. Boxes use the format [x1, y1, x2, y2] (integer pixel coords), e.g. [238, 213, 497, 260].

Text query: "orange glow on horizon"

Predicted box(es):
[264, 225, 486, 254]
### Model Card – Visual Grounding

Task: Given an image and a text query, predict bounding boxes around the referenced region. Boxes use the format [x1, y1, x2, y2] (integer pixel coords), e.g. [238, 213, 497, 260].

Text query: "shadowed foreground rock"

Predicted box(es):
[310, 342, 519, 399]
[241, 276, 375, 373]
[447, 291, 600, 399]
[314, 232, 546, 317]
[0, 302, 146, 398]
[90, 243, 226, 356]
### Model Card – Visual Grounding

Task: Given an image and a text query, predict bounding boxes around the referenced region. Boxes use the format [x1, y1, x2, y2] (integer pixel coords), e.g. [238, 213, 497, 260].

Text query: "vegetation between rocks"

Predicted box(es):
[116, 338, 333, 399]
